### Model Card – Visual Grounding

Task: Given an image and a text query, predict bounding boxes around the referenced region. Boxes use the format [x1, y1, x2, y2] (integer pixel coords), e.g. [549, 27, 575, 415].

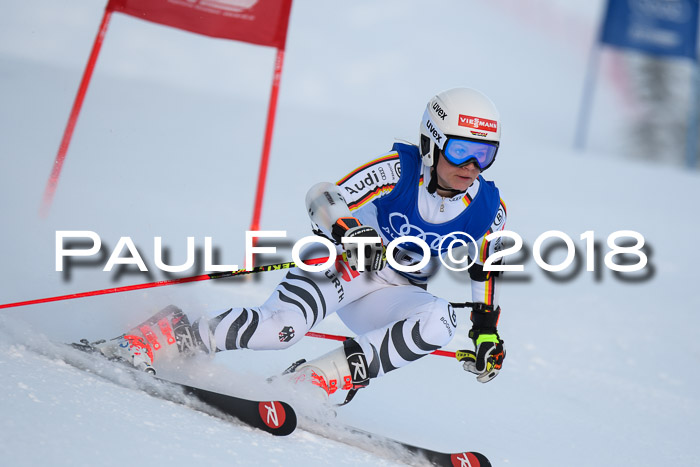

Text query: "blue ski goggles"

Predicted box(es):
[442, 137, 499, 170]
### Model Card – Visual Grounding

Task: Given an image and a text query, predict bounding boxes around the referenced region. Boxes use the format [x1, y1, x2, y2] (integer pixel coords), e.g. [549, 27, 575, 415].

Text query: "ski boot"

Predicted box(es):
[283, 338, 371, 405]
[129, 305, 209, 359]
[74, 305, 209, 374]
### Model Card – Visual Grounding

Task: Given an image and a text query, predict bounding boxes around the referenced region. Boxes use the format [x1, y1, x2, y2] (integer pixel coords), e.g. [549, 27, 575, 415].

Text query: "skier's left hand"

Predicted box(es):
[457, 333, 505, 383]
[456, 303, 505, 383]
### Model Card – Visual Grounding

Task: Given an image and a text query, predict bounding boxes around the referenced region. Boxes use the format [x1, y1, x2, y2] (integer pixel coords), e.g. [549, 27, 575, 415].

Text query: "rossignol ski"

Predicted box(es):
[160, 380, 296, 436]
[302, 420, 492, 466]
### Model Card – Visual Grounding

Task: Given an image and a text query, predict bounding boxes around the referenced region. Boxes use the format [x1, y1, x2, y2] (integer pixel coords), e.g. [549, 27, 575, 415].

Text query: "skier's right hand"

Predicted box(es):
[331, 217, 386, 272]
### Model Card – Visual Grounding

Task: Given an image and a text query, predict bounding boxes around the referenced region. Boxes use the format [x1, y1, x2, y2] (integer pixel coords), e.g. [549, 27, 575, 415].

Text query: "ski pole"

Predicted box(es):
[305, 331, 457, 358]
[304, 302, 481, 359]
[0, 256, 331, 310]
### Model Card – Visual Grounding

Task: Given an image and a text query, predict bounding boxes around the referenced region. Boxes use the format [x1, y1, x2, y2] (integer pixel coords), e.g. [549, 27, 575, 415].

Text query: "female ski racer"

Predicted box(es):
[88, 87, 508, 401]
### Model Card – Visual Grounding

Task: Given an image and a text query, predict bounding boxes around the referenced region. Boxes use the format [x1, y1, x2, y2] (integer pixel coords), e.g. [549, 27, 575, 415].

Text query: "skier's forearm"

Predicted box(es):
[470, 274, 500, 308]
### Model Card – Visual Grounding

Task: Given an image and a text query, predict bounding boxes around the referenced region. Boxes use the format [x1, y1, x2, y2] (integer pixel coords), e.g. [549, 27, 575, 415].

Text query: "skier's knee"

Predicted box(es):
[243, 309, 311, 351]
[274, 324, 304, 349]
[420, 298, 457, 348]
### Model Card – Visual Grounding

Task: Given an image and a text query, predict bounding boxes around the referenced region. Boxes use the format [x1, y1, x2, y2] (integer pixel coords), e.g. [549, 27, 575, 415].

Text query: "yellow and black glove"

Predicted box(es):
[456, 303, 505, 383]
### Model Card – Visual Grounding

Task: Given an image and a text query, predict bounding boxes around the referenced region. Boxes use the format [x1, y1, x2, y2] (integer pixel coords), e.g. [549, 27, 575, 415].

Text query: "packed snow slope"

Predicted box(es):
[1, 1, 699, 466]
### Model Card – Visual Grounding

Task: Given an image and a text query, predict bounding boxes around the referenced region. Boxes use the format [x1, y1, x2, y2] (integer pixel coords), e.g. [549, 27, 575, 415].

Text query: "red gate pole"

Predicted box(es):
[39, 6, 114, 218]
[247, 47, 286, 268]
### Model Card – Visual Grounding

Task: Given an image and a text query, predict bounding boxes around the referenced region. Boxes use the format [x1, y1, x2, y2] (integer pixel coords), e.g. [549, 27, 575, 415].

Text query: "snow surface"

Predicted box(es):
[1, 0, 700, 466]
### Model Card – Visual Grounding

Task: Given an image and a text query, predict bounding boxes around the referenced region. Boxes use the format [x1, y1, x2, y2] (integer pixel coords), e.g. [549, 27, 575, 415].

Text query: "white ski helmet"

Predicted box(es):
[419, 87, 501, 170]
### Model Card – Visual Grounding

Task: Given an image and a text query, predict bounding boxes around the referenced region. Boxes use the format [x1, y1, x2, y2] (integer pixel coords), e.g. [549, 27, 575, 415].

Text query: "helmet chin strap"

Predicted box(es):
[426, 166, 439, 194]
[436, 179, 464, 195]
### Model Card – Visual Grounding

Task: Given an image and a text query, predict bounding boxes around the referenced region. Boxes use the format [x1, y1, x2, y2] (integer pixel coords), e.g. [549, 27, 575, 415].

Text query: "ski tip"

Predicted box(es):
[258, 401, 297, 436]
[450, 451, 491, 467]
